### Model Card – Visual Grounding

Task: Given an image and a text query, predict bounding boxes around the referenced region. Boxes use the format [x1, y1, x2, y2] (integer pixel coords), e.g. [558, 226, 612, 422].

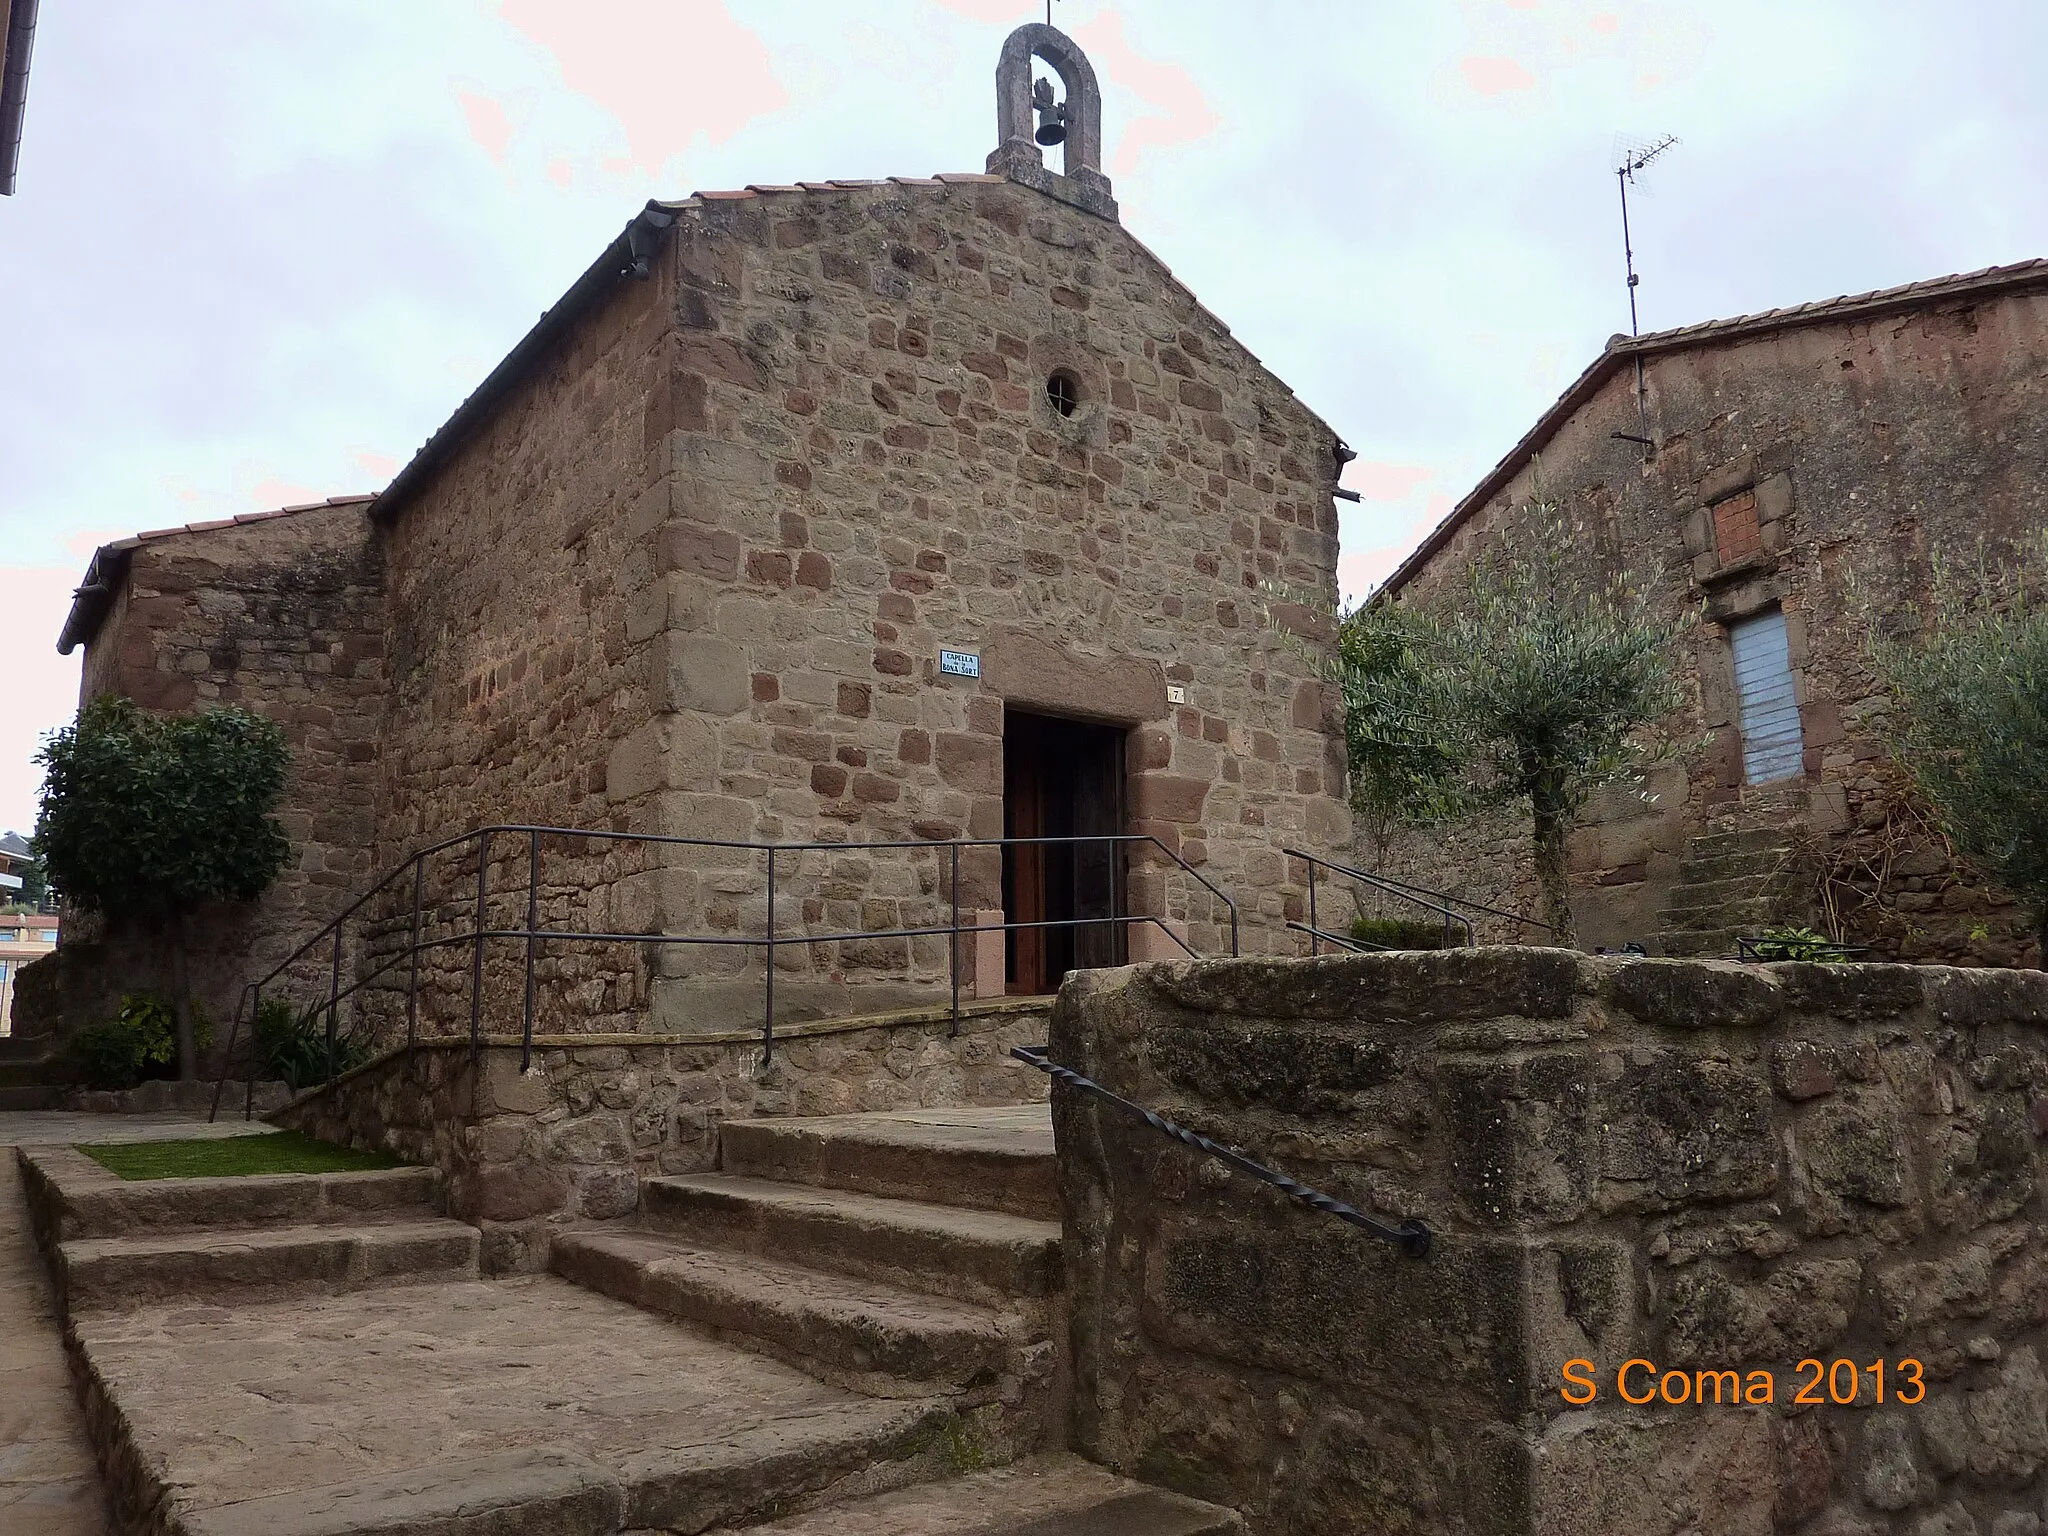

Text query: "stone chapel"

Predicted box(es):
[22, 24, 1353, 1048]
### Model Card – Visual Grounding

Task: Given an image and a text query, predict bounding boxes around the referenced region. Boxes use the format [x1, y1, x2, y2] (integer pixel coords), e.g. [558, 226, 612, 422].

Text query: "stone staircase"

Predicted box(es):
[552, 1105, 1064, 1437]
[0, 1034, 65, 1110]
[1654, 824, 1807, 958]
[24, 1106, 1243, 1535]
[20, 1150, 480, 1311]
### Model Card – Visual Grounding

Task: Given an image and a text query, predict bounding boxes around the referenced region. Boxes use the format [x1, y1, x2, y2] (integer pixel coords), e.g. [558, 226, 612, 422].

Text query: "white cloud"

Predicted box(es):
[4, 0, 2046, 828]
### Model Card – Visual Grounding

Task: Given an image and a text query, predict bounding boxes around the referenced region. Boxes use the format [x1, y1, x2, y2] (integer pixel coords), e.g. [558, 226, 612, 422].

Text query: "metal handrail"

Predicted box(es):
[1285, 919, 1376, 953]
[1286, 847, 1555, 955]
[210, 826, 1241, 1120]
[1009, 1045, 1430, 1258]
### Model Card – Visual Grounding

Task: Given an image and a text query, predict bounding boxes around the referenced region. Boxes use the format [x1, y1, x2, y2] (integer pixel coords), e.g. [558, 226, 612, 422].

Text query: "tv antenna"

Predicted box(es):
[1611, 134, 1676, 458]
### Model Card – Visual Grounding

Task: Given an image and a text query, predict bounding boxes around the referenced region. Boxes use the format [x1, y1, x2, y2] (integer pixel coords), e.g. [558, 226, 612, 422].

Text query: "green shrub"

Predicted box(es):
[71, 994, 212, 1091]
[1748, 926, 1842, 963]
[251, 995, 370, 1091]
[1350, 915, 1461, 951]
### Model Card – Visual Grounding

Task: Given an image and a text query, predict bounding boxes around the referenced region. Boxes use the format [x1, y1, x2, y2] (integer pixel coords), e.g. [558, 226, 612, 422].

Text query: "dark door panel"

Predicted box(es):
[1002, 711, 1127, 994]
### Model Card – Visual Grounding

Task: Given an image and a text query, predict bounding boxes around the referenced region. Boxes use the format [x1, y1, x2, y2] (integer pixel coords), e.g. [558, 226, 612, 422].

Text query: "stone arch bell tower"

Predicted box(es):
[986, 23, 1118, 221]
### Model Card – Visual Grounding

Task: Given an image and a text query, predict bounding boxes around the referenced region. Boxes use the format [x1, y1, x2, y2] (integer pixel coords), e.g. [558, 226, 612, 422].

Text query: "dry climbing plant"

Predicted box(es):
[1794, 765, 1955, 952]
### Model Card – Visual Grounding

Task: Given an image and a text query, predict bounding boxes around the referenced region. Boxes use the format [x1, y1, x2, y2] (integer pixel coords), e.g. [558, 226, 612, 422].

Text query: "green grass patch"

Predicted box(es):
[78, 1130, 404, 1181]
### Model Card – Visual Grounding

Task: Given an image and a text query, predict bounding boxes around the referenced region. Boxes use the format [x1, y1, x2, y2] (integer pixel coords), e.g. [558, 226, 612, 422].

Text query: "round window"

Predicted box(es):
[1045, 371, 1080, 418]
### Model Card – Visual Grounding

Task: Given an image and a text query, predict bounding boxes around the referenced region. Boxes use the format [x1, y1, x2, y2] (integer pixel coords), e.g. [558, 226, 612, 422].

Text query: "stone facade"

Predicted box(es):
[33, 79, 1352, 1047]
[1053, 947, 2048, 1535]
[273, 998, 1052, 1274]
[1376, 265, 2048, 965]
[16, 499, 385, 1046]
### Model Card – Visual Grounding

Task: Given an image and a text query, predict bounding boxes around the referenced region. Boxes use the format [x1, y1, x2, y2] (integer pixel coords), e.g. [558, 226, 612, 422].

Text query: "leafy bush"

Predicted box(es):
[1748, 926, 1842, 963]
[251, 995, 370, 1091]
[1873, 553, 2048, 959]
[1350, 915, 1461, 951]
[71, 994, 212, 1091]
[35, 697, 291, 1078]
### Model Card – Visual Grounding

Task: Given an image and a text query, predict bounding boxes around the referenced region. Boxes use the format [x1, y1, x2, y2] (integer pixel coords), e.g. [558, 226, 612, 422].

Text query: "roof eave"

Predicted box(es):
[0, 0, 39, 196]
[370, 203, 675, 527]
[1379, 257, 2048, 598]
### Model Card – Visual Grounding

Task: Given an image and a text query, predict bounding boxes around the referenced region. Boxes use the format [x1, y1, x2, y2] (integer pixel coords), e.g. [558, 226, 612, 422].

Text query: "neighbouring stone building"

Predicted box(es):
[1375, 262, 2048, 966]
[19, 25, 1352, 1050]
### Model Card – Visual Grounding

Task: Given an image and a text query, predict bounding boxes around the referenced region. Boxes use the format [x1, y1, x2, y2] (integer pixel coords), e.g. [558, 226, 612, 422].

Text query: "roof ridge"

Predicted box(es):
[1380, 255, 2048, 597]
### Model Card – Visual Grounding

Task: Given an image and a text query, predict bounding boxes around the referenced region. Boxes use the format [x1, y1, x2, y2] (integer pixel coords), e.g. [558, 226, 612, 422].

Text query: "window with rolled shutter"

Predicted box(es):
[1728, 609, 1804, 783]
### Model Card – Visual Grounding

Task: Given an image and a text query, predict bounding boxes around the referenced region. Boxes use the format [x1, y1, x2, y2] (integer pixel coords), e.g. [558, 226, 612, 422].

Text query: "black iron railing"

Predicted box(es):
[1010, 1045, 1430, 1257]
[210, 826, 1239, 1120]
[1285, 848, 1552, 955]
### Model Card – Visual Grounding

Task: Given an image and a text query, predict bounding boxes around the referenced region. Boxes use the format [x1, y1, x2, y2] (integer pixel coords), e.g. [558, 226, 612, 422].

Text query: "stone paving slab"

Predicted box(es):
[73, 1273, 967, 1532]
[0, 1109, 269, 1536]
[717, 1453, 1246, 1536]
[2, 1159, 111, 1534]
[0, 1109, 279, 1148]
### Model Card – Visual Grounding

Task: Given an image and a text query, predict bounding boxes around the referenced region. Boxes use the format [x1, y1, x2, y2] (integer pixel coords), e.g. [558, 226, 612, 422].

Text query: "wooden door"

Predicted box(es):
[1002, 711, 1126, 994]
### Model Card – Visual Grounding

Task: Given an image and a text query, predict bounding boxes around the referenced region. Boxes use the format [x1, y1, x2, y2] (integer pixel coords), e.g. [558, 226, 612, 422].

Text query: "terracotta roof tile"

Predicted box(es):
[697, 188, 756, 201]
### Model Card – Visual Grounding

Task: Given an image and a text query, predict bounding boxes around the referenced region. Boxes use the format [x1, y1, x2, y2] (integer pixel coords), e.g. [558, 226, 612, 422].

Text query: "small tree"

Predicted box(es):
[33, 698, 291, 1080]
[1416, 507, 1682, 945]
[1874, 558, 2048, 959]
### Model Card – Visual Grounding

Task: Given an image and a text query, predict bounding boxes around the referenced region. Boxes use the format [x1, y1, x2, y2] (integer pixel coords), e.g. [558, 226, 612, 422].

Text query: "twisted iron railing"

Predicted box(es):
[1010, 1044, 1430, 1258]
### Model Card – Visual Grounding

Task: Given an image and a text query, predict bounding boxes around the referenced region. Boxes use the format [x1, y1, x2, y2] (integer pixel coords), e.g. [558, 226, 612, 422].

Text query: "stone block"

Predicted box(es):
[1127, 916, 1190, 964]
[972, 909, 1005, 1001]
[1596, 1051, 1776, 1210]
[980, 629, 1168, 722]
[462, 1161, 569, 1223]
[659, 633, 751, 716]
[1601, 957, 1784, 1030]
[481, 1054, 553, 1116]
[934, 732, 1001, 794]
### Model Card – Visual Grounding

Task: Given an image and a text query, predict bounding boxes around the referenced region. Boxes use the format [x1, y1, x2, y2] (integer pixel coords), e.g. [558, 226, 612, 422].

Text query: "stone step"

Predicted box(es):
[1655, 895, 1786, 929]
[56, 1216, 479, 1310]
[716, 1453, 1245, 1535]
[719, 1106, 1057, 1220]
[0, 1056, 53, 1088]
[1688, 826, 1799, 857]
[552, 1227, 1021, 1394]
[21, 1148, 441, 1242]
[1675, 847, 1796, 883]
[172, 1395, 971, 1536]
[0, 1083, 62, 1110]
[1659, 874, 1799, 913]
[642, 1174, 1061, 1310]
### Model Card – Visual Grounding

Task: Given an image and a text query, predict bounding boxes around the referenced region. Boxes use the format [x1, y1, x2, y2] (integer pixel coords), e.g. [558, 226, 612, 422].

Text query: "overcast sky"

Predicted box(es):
[4, 0, 2047, 836]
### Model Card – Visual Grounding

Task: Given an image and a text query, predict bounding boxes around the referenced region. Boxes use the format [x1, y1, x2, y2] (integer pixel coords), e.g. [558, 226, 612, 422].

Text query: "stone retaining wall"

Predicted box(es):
[1052, 948, 2048, 1536]
[274, 997, 1052, 1273]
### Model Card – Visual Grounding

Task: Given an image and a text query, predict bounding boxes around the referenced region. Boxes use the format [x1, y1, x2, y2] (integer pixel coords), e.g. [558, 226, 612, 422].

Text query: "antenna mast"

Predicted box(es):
[1611, 134, 1676, 459]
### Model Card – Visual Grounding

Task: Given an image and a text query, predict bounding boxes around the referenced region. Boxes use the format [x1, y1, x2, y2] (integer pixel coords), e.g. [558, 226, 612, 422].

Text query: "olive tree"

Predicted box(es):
[33, 697, 291, 1079]
[1875, 558, 2048, 959]
[1417, 519, 1682, 946]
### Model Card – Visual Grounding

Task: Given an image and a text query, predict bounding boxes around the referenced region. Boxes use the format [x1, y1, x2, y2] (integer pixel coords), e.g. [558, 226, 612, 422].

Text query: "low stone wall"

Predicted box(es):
[1052, 947, 2048, 1536]
[274, 997, 1053, 1272]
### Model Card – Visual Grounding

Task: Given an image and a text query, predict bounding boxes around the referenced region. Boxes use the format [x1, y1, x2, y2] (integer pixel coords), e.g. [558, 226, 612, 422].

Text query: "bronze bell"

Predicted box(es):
[1032, 78, 1067, 146]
